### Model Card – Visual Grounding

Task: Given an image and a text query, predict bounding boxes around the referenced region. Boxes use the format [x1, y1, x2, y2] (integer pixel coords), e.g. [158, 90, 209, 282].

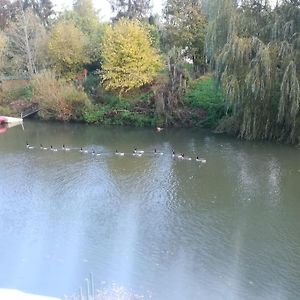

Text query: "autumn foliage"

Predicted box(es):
[101, 18, 162, 94]
[48, 21, 89, 78]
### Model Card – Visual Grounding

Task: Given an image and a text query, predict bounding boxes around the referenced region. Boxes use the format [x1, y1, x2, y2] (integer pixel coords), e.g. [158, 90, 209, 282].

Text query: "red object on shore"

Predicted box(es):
[0, 116, 6, 124]
[0, 125, 7, 134]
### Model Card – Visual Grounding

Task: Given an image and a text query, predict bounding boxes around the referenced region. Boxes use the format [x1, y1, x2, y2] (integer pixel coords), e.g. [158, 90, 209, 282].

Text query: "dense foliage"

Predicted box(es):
[48, 21, 89, 78]
[101, 18, 162, 94]
[0, 0, 299, 143]
[206, 0, 300, 143]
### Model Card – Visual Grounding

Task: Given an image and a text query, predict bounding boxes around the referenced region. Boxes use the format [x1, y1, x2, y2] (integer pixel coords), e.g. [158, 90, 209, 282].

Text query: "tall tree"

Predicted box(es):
[19, 0, 55, 26]
[73, 0, 96, 18]
[0, 0, 21, 30]
[163, 0, 207, 74]
[109, 0, 151, 21]
[5, 8, 48, 76]
[209, 0, 300, 142]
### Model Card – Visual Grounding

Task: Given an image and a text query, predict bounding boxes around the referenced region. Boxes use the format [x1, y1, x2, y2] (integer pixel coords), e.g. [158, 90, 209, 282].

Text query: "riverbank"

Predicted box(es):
[1, 74, 300, 144]
[0, 74, 225, 129]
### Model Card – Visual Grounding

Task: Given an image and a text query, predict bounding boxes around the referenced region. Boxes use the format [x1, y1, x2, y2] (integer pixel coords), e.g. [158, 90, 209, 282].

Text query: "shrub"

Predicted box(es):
[83, 74, 100, 98]
[184, 75, 225, 127]
[32, 71, 91, 121]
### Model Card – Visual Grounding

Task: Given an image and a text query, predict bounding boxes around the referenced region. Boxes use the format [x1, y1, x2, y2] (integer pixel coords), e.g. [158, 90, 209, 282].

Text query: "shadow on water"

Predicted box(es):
[0, 120, 300, 299]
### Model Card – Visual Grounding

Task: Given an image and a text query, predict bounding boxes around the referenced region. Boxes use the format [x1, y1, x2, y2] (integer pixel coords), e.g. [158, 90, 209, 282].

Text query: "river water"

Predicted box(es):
[0, 120, 300, 300]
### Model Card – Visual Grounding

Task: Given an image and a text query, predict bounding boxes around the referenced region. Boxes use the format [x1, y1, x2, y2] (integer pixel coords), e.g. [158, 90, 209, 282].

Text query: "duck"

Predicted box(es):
[172, 150, 176, 158]
[196, 156, 207, 163]
[174, 153, 184, 159]
[133, 150, 142, 157]
[91, 150, 95, 155]
[80, 147, 88, 153]
[184, 155, 192, 161]
[50, 145, 58, 152]
[62, 144, 70, 151]
[134, 148, 144, 154]
[115, 150, 125, 156]
[156, 127, 163, 132]
[96, 152, 101, 156]
[26, 142, 34, 150]
[154, 148, 163, 155]
[40, 144, 48, 150]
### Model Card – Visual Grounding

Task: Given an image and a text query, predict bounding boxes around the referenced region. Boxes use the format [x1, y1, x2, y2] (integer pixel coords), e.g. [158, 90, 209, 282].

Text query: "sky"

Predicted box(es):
[51, 0, 163, 21]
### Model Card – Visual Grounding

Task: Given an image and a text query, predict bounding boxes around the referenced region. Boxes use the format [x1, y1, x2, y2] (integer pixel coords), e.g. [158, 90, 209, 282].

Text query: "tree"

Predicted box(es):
[58, 0, 104, 71]
[163, 0, 207, 74]
[0, 31, 7, 72]
[0, 0, 21, 30]
[102, 18, 162, 94]
[109, 0, 151, 21]
[73, 0, 96, 18]
[48, 21, 89, 78]
[5, 9, 48, 76]
[21, 0, 55, 26]
[210, 0, 300, 142]
[36, 0, 55, 27]
[0, 0, 12, 30]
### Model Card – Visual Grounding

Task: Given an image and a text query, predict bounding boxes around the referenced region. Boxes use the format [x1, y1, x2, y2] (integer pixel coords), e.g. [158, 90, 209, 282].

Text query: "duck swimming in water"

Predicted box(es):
[134, 148, 144, 154]
[40, 144, 48, 150]
[133, 150, 142, 157]
[177, 153, 184, 159]
[115, 150, 125, 156]
[26, 142, 34, 150]
[196, 156, 206, 163]
[81, 147, 88, 153]
[62, 144, 70, 151]
[50, 145, 58, 152]
[154, 148, 164, 155]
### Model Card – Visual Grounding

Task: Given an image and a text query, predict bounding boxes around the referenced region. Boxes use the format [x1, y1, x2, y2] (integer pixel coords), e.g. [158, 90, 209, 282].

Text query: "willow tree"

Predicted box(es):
[207, 0, 300, 143]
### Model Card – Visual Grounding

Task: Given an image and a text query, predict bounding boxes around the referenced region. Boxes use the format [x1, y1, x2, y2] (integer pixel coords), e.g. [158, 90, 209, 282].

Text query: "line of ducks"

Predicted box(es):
[26, 143, 206, 163]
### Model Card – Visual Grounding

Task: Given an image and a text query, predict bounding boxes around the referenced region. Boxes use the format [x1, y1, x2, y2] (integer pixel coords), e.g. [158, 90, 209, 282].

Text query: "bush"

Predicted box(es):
[0, 106, 13, 116]
[83, 104, 155, 127]
[184, 75, 225, 128]
[5, 85, 33, 101]
[83, 74, 100, 98]
[32, 71, 91, 121]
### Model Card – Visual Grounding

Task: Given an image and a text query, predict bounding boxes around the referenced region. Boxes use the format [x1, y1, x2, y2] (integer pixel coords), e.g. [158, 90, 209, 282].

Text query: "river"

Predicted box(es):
[0, 120, 300, 299]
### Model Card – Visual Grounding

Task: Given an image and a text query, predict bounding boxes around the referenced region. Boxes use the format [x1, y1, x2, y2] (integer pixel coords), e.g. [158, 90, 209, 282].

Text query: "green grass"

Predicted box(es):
[184, 75, 225, 128]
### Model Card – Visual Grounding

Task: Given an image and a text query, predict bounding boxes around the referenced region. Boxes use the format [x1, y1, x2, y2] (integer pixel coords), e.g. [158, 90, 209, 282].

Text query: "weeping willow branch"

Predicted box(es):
[206, 0, 300, 143]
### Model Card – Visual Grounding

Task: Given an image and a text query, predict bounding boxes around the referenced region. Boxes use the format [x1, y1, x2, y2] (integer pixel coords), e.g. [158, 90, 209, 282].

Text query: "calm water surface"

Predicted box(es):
[0, 121, 300, 299]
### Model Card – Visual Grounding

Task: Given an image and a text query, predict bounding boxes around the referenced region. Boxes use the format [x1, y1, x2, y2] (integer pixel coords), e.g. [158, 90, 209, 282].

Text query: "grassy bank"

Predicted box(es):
[0, 73, 225, 129]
